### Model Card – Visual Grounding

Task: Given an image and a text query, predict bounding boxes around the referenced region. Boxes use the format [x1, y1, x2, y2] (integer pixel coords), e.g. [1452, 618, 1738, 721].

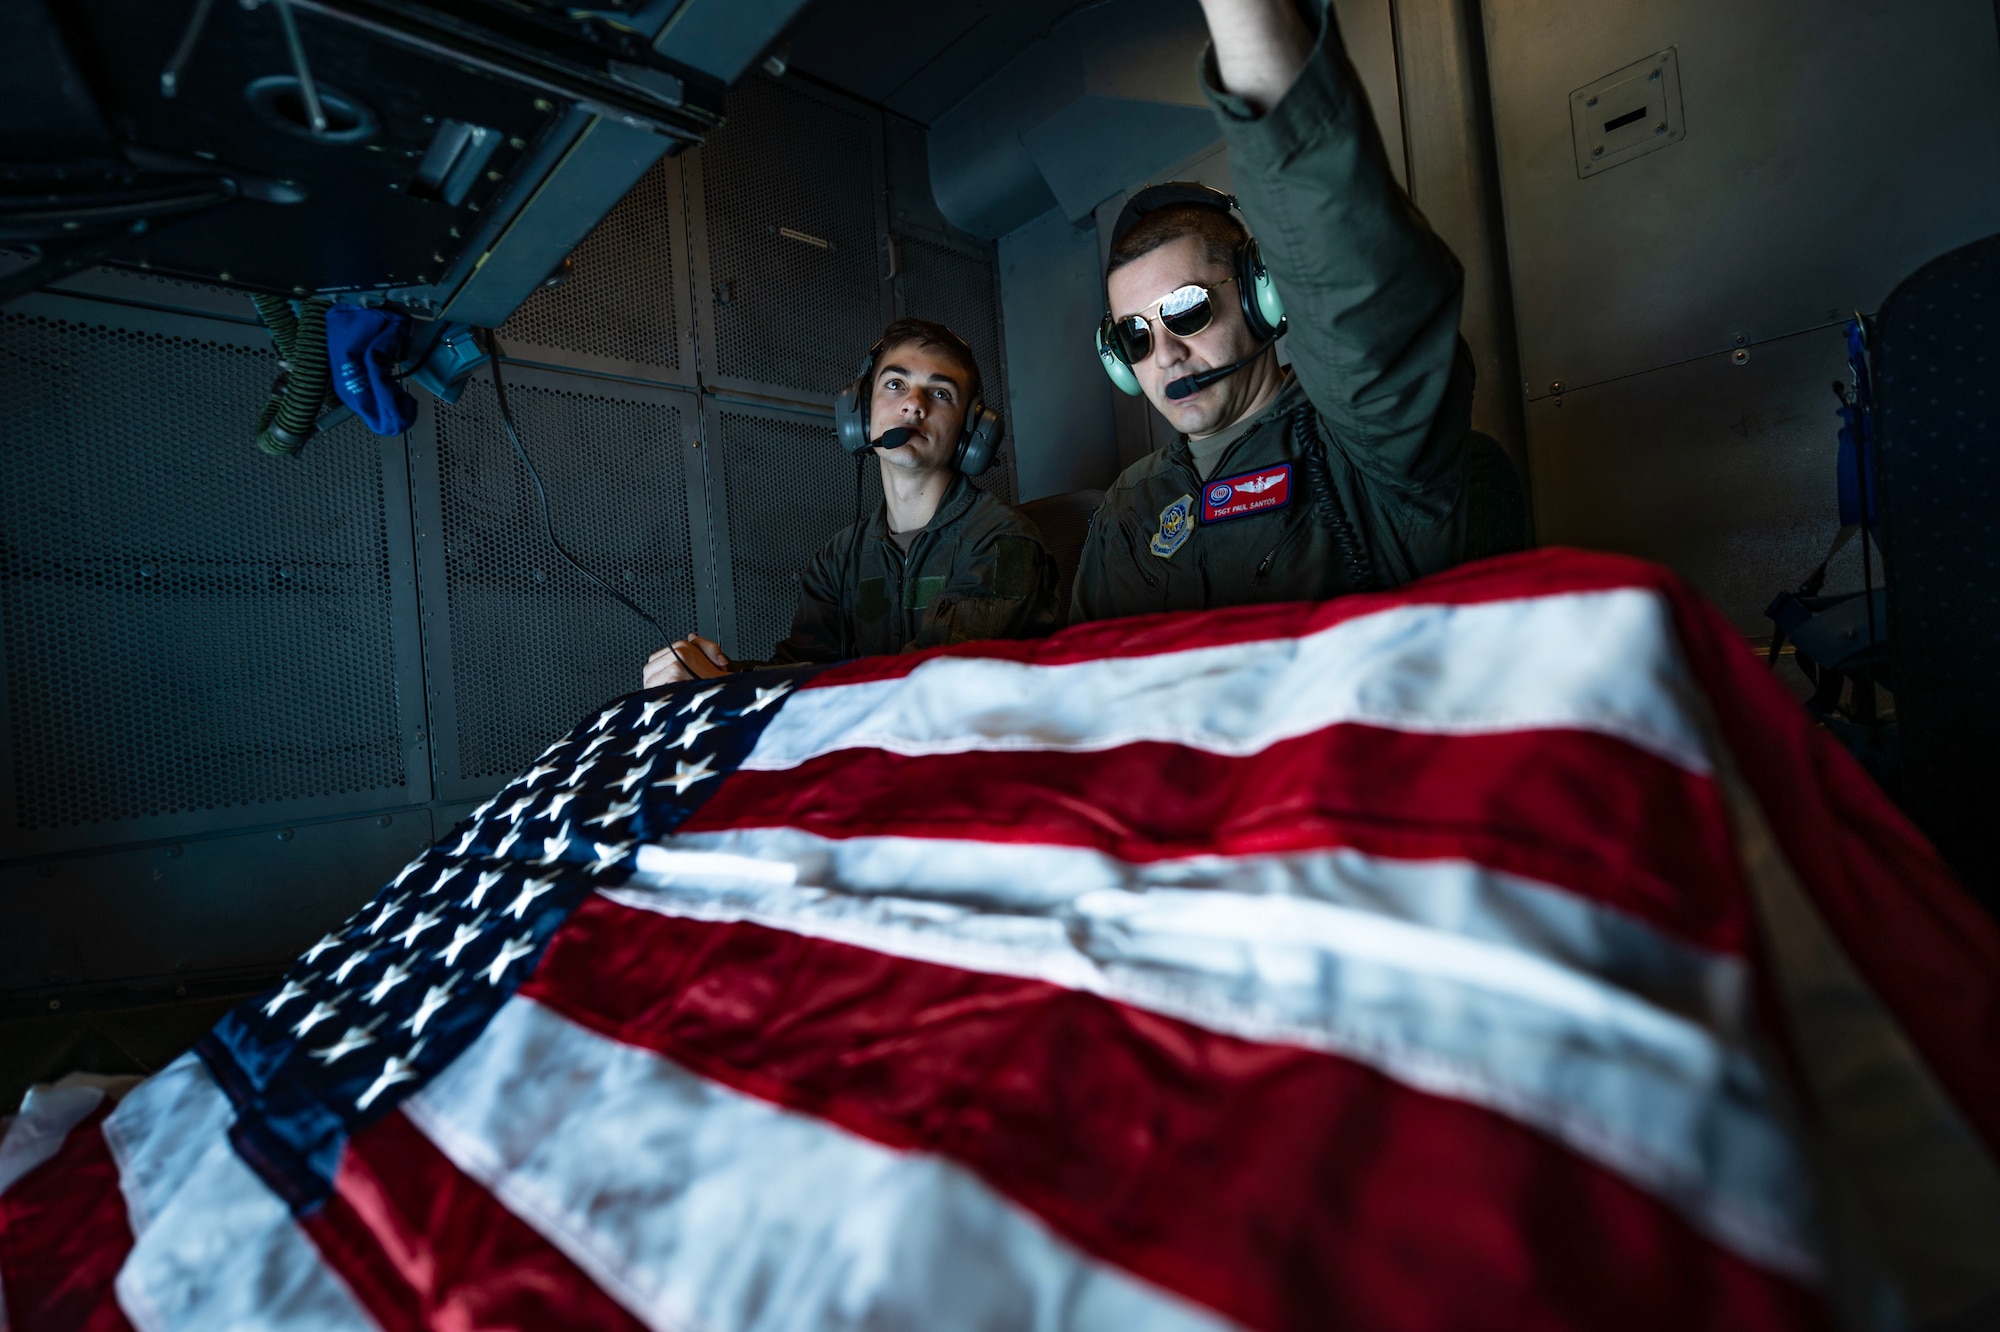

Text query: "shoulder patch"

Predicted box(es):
[1149, 493, 1196, 560]
[992, 534, 1038, 599]
[1201, 462, 1292, 523]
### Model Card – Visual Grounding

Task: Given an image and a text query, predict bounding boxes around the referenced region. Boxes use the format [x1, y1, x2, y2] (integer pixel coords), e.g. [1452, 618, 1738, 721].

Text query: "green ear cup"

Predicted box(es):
[1245, 239, 1287, 339]
[1096, 321, 1144, 396]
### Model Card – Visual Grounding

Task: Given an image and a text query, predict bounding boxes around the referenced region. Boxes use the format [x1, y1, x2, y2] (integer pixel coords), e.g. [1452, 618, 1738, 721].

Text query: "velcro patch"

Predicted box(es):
[1200, 463, 1292, 523]
[856, 577, 890, 622]
[992, 535, 1037, 599]
[905, 574, 947, 611]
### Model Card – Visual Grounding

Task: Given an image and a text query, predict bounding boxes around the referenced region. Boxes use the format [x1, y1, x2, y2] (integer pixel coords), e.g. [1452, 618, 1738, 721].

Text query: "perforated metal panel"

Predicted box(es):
[429, 374, 698, 785]
[899, 234, 1015, 502]
[0, 309, 408, 835]
[698, 78, 884, 397]
[497, 156, 687, 380]
[713, 407, 879, 662]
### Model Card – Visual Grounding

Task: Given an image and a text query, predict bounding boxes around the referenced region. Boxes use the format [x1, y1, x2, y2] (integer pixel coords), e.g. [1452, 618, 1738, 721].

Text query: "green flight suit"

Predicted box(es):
[1070, 7, 1474, 624]
[768, 473, 1061, 664]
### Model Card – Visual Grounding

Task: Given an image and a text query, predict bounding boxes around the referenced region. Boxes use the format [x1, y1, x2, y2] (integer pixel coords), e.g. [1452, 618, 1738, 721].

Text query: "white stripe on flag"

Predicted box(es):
[616, 841, 1816, 1282]
[101, 1055, 372, 1332]
[745, 589, 1711, 774]
[404, 996, 1235, 1332]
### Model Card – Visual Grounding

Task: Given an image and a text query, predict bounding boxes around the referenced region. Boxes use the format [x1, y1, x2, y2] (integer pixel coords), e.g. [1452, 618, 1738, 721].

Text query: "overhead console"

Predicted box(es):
[0, 0, 809, 326]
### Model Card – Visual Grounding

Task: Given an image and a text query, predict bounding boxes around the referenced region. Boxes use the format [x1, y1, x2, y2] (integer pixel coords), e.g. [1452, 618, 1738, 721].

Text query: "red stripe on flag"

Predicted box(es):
[303, 1109, 647, 1332]
[1651, 570, 2000, 1153]
[522, 897, 1828, 1332]
[807, 548, 1667, 687]
[0, 1102, 137, 1332]
[685, 724, 1751, 954]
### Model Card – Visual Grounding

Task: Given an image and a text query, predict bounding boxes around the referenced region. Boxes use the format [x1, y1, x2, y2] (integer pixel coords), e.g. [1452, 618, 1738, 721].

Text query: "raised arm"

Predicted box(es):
[1199, 0, 1471, 497]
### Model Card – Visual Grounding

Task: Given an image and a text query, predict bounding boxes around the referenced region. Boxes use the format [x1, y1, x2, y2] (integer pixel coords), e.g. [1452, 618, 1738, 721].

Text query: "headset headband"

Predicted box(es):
[1109, 182, 1244, 253]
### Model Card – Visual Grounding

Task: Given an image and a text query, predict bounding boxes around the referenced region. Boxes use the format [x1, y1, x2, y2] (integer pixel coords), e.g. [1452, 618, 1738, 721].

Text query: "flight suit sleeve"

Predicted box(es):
[1200, 6, 1471, 507]
[1069, 500, 1118, 625]
[766, 533, 853, 666]
[925, 514, 1063, 647]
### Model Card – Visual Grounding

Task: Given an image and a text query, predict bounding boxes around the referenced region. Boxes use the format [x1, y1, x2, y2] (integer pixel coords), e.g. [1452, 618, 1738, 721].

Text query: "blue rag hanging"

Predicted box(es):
[325, 305, 419, 436]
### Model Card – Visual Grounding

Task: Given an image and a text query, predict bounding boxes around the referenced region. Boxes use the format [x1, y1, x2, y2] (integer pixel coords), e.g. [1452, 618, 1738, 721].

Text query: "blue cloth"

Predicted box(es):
[326, 305, 418, 436]
[1836, 319, 1879, 529]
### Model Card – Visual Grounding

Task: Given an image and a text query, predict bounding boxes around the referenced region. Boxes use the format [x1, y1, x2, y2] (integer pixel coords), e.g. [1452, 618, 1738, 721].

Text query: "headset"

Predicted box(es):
[1094, 182, 1287, 397]
[833, 333, 1005, 477]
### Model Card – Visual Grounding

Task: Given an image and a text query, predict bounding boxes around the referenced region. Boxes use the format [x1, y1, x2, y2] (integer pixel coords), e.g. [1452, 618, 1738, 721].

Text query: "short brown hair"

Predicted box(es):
[874, 318, 982, 405]
[1107, 203, 1247, 280]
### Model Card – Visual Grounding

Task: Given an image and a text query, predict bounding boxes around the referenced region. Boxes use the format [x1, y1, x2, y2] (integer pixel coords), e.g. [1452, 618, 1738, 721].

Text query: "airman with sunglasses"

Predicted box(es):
[1070, 0, 1474, 623]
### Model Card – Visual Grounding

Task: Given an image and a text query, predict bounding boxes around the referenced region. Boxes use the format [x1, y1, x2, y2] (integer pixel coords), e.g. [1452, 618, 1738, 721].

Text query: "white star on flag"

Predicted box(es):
[393, 908, 444, 950]
[590, 705, 623, 733]
[586, 798, 640, 829]
[423, 864, 465, 897]
[363, 961, 412, 1006]
[469, 794, 500, 821]
[364, 894, 408, 936]
[499, 795, 537, 823]
[437, 915, 488, 968]
[308, 1019, 380, 1065]
[390, 859, 427, 891]
[504, 874, 559, 920]
[669, 710, 719, 751]
[629, 730, 668, 759]
[483, 933, 537, 985]
[588, 841, 634, 874]
[654, 753, 719, 795]
[354, 1050, 423, 1112]
[331, 948, 374, 985]
[680, 684, 724, 715]
[581, 731, 618, 761]
[402, 978, 456, 1037]
[741, 681, 794, 714]
[611, 763, 652, 795]
[639, 697, 673, 726]
[545, 789, 580, 821]
[464, 868, 504, 908]
[261, 977, 313, 1018]
[494, 826, 524, 858]
[565, 758, 601, 787]
[301, 932, 342, 964]
[291, 998, 341, 1040]
[450, 826, 479, 856]
[522, 761, 562, 787]
[540, 824, 576, 864]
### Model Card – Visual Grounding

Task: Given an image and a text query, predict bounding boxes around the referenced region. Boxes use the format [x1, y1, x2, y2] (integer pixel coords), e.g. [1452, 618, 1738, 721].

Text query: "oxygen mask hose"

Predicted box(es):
[252, 294, 335, 457]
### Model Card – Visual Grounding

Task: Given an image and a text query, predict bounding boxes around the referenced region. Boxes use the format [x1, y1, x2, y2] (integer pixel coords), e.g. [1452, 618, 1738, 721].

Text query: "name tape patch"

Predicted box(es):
[1201, 463, 1292, 523]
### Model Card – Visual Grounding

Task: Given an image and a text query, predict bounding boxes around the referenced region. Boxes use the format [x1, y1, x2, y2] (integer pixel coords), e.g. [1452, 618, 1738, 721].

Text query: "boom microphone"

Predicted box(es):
[875, 426, 915, 449]
[1164, 344, 1270, 401]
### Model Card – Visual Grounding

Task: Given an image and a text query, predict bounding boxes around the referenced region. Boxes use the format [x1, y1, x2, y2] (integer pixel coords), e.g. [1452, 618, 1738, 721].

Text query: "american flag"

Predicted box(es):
[3, 550, 1997, 1331]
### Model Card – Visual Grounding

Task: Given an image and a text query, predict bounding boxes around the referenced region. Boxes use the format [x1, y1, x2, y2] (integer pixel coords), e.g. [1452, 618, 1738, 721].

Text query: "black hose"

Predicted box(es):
[1292, 405, 1376, 593]
[252, 295, 333, 457]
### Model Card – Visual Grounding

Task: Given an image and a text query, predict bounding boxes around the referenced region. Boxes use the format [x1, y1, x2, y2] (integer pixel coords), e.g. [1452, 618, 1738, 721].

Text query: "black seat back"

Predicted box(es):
[1017, 489, 1106, 624]
[1874, 232, 2000, 903]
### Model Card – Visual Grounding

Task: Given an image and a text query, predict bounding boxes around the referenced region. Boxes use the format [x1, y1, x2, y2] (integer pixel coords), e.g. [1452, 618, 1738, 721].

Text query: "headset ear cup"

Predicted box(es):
[1241, 238, 1287, 341]
[1095, 320, 1144, 397]
[835, 345, 880, 456]
[956, 400, 1003, 476]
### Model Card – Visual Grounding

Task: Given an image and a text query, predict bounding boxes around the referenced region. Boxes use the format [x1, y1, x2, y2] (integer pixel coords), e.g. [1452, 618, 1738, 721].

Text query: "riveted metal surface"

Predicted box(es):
[0, 306, 414, 842]
[427, 372, 699, 788]
[898, 233, 1016, 503]
[497, 155, 690, 383]
[710, 405, 881, 662]
[697, 77, 886, 399]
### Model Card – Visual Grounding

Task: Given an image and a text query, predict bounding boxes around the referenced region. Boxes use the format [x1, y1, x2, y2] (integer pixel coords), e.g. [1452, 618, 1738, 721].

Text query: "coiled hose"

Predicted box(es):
[252, 294, 335, 457]
[1292, 404, 1377, 593]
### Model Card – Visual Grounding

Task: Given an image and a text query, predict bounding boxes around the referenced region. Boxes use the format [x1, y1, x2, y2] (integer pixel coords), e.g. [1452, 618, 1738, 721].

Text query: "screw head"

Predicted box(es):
[1733, 333, 1747, 346]
[377, 814, 394, 827]
[1550, 380, 1565, 395]
[1592, 146, 1603, 158]
[1731, 349, 1751, 366]
[1650, 69, 1662, 80]
[1654, 123, 1667, 135]
[277, 828, 295, 842]
[48, 999, 60, 1011]
[1587, 96, 1598, 107]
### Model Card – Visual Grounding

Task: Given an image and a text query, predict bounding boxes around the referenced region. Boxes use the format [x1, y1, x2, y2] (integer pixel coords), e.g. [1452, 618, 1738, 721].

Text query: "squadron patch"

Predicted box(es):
[1201, 462, 1292, 523]
[1149, 493, 1196, 560]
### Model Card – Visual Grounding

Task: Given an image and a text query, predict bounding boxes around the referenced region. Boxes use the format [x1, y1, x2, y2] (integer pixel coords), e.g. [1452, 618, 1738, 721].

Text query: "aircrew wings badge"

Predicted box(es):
[1149, 493, 1195, 559]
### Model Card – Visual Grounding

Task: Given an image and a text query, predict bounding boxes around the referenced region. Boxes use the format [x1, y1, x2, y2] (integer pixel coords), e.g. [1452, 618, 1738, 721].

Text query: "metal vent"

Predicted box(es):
[0, 313, 405, 831]
[433, 376, 696, 781]
[717, 409, 878, 661]
[498, 157, 682, 374]
[702, 79, 881, 396]
[899, 236, 1014, 502]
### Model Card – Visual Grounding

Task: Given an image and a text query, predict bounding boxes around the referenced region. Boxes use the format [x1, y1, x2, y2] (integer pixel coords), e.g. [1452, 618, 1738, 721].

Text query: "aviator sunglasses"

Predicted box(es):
[1110, 276, 1238, 364]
